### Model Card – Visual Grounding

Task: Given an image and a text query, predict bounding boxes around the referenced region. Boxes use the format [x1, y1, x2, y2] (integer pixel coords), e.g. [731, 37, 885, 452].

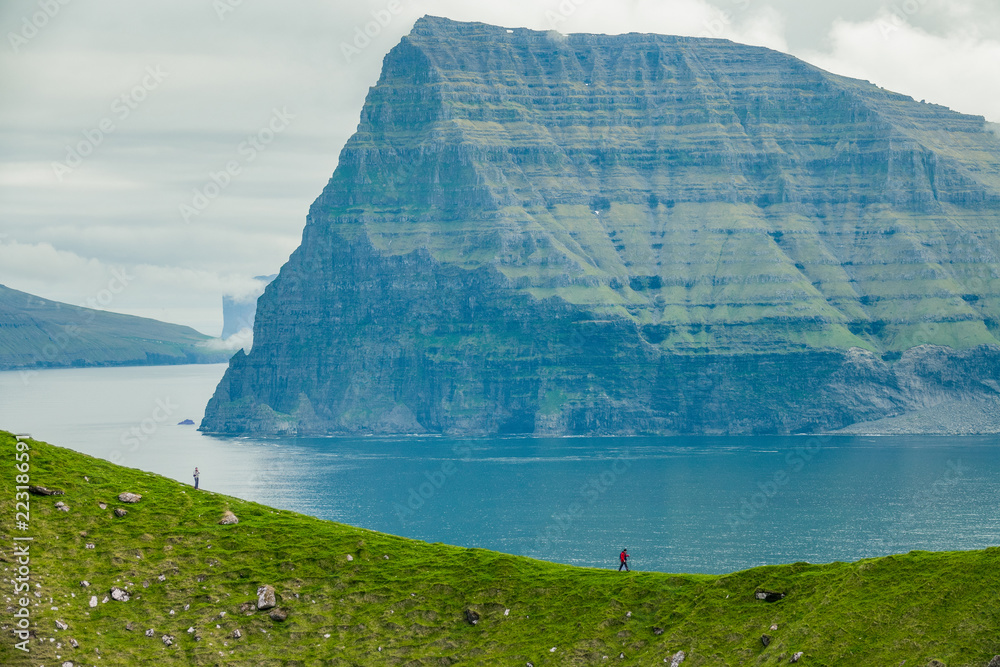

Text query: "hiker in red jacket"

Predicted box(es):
[619, 548, 630, 572]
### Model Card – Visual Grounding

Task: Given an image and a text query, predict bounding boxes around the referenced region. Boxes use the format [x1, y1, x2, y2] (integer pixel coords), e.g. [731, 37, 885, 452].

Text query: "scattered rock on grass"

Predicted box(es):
[232, 629, 242, 639]
[61, 661, 73, 667]
[257, 585, 276, 610]
[88, 596, 97, 608]
[926, 661, 945, 667]
[218, 511, 238, 525]
[761, 634, 771, 647]
[55, 501, 69, 512]
[85, 543, 95, 549]
[157, 574, 166, 582]
[790, 653, 803, 663]
[269, 609, 287, 622]
[55, 619, 68, 630]
[68, 637, 78, 648]
[125, 622, 136, 631]
[465, 609, 480, 625]
[28, 485, 64, 496]
[754, 589, 786, 602]
[239, 601, 257, 614]
[110, 587, 129, 602]
[346, 554, 353, 561]
[770, 624, 778, 631]
[145, 629, 154, 638]
[161, 634, 174, 646]
[118, 492, 142, 503]
[80, 581, 90, 588]
[653, 627, 664, 635]
[988, 657, 1000, 667]
[98, 503, 107, 510]
[114, 508, 128, 518]
[668, 650, 686, 666]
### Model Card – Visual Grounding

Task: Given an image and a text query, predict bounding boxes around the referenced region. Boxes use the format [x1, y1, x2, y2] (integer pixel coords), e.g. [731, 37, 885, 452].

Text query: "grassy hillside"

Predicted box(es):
[2, 429, 1000, 666]
[0, 284, 230, 370]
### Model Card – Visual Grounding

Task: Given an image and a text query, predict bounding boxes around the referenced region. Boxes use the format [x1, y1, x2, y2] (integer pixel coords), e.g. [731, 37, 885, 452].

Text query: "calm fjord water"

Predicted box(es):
[2, 364, 999, 574]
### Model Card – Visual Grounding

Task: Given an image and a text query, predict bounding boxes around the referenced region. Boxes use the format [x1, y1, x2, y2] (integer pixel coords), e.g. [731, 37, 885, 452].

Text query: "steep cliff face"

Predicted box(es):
[203, 16, 1000, 436]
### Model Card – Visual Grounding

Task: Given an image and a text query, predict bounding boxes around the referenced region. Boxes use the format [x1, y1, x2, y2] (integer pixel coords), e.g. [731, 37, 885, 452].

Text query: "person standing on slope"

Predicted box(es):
[193, 467, 200, 490]
[619, 548, 630, 572]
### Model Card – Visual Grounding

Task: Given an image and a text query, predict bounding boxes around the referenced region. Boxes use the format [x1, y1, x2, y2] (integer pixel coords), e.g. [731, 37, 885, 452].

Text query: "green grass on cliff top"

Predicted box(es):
[2, 430, 1000, 666]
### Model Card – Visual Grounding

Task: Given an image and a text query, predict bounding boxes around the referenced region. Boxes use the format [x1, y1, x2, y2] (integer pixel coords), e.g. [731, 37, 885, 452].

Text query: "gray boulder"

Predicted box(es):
[114, 508, 128, 518]
[754, 589, 786, 602]
[110, 587, 130, 602]
[218, 511, 239, 525]
[117, 492, 142, 503]
[269, 609, 287, 622]
[256, 584, 276, 610]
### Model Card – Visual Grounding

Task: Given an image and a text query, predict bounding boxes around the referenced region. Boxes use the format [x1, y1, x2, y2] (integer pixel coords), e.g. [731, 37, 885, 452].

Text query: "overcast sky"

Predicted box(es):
[1, 0, 999, 336]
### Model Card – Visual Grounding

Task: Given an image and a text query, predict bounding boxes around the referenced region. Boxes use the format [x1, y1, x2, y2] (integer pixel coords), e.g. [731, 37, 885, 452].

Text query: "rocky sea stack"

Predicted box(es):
[202, 16, 1000, 437]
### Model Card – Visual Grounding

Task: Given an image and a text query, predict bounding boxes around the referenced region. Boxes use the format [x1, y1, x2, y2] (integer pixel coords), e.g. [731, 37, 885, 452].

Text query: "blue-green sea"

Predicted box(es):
[2, 364, 997, 574]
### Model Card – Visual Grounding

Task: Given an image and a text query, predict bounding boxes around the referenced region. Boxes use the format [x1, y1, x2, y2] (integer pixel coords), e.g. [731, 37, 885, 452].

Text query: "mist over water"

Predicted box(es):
[2, 364, 999, 574]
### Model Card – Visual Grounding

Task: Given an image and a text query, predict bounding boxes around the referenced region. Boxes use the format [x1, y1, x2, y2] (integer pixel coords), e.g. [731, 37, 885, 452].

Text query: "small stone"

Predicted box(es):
[88, 596, 97, 608]
[102, 596, 109, 604]
[619, 653, 625, 659]
[257, 585, 276, 610]
[161, 634, 174, 646]
[187, 627, 195, 634]
[114, 508, 128, 518]
[269, 609, 288, 622]
[110, 587, 130, 602]
[118, 492, 142, 503]
[504, 608, 509, 616]
[98, 503, 107, 509]
[85, 543, 95, 549]
[184, 604, 190, 611]
[157, 574, 166, 582]
[219, 611, 226, 618]
[465, 609, 480, 625]
[653, 627, 664, 635]
[68, 637, 78, 648]
[142, 581, 150, 588]
[218, 511, 239, 525]
[80, 581, 90, 587]
[125, 622, 136, 631]
[754, 589, 786, 602]
[669, 651, 686, 667]
[625, 611, 632, 618]
[145, 628, 155, 637]
[55, 619, 68, 630]
[346, 554, 353, 561]
[239, 601, 257, 614]
[28, 485, 64, 496]
[232, 629, 242, 639]
[790, 653, 804, 663]
[61, 661, 73, 667]
[761, 634, 771, 647]
[770, 623, 778, 631]
[383, 554, 389, 559]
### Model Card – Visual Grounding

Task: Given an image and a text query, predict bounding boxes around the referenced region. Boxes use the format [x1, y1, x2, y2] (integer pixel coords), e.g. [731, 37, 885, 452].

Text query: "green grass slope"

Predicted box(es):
[2, 430, 999, 666]
[0, 284, 230, 370]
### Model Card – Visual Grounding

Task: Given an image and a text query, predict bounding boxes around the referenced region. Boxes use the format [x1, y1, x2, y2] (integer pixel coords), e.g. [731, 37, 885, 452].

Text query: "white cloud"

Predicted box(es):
[798, 12, 1000, 122]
